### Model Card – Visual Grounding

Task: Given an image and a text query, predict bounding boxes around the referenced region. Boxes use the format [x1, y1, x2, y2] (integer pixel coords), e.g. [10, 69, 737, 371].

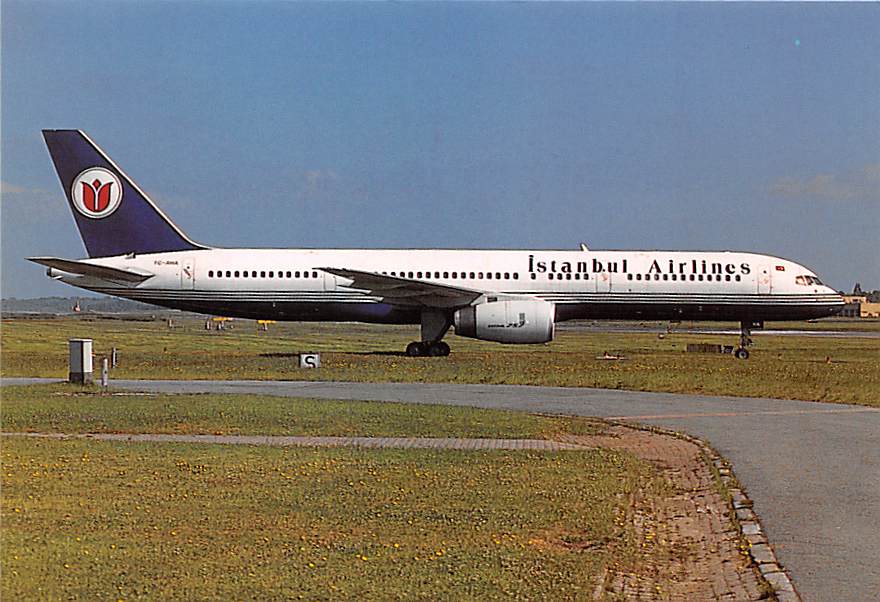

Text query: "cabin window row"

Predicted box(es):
[381, 271, 520, 281]
[626, 273, 742, 282]
[208, 270, 320, 279]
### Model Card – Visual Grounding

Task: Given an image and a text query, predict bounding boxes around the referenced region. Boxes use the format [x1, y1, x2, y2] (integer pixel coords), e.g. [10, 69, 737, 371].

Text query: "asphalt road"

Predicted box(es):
[6, 378, 879, 601]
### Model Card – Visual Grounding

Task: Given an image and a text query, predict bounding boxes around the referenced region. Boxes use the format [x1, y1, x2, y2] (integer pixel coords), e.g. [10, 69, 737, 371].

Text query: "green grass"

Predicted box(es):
[2, 436, 654, 600]
[0, 384, 605, 438]
[2, 317, 878, 406]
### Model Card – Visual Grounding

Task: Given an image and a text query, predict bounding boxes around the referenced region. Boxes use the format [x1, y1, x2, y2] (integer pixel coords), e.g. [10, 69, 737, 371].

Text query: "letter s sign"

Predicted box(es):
[299, 353, 321, 369]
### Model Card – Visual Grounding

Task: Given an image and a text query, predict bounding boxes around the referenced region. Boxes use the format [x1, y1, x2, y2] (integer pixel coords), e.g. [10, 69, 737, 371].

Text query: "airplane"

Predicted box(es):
[30, 130, 844, 360]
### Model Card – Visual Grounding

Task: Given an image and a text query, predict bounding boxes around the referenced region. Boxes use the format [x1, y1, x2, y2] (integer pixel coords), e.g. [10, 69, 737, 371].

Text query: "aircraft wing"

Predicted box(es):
[28, 257, 154, 283]
[319, 267, 484, 308]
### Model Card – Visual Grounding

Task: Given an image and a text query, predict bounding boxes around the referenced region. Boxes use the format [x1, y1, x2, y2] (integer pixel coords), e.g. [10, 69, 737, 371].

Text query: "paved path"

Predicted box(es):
[2, 431, 587, 451]
[5, 378, 879, 601]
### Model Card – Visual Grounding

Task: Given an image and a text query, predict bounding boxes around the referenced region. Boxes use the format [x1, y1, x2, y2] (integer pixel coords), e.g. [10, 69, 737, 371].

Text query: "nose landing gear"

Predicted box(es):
[735, 320, 763, 360]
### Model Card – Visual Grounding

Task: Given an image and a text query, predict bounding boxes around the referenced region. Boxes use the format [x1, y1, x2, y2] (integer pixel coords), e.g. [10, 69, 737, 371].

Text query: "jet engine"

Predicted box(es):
[453, 299, 555, 344]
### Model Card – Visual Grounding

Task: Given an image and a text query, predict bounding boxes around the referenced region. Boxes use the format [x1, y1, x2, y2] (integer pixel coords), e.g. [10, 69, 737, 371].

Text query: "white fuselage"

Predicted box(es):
[53, 247, 844, 324]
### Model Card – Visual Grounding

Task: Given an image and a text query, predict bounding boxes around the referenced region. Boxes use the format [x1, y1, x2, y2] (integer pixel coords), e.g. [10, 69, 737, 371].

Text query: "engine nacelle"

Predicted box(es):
[454, 299, 555, 344]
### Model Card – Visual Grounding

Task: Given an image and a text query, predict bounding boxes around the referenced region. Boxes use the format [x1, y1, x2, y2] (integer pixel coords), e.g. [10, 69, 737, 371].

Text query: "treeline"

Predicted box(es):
[851, 284, 880, 303]
[1, 296, 163, 314]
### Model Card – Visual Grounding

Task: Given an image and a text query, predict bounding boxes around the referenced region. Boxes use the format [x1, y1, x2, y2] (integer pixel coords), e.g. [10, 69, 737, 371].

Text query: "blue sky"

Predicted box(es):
[2, 1, 878, 298]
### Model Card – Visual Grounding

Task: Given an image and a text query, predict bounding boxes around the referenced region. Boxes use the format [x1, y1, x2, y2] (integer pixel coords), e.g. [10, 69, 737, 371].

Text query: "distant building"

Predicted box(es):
[861, 302, 880, 318]
[840, 295, 880, 318]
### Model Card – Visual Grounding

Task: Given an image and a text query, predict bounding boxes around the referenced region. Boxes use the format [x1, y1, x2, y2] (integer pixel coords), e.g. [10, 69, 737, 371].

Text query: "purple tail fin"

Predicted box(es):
[42, 130, 206, 258]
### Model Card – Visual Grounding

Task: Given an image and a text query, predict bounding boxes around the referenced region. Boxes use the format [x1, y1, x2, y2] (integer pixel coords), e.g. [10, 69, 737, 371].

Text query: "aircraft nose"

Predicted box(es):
[823, 286, 844, 301]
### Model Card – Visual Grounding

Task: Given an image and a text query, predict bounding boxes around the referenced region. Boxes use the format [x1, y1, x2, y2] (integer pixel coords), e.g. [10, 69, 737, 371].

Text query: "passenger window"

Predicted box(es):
[225, 271, 231, 278]
[496, 272, 501, 279]
[548, 273, 554, 280]
[725, 275, 731, 281]
[504, 272, 510, 279]
[268, 271, 273, 278]
[566, 274, 571, 280]
[243, 271, 248, 278]
[208, 270, 214, 277]
[627, 274, 633, 281]
[295, 271, 301, 278]
[530, 274, 536, 280]
[286, 271, 292, 278]
[698, 275, 704, 281]
[469, 272, 475, 279]
[303, 272, 309, 278]
[636, 274, 642, 281]
[486, 273, 492, 280]
[662, 274, 668, 281]
[312, 271, 318, 278]
[443, 272, 449, 278]
[513, 273, 519, 280]
[735, 275, 741, 282]
[408, 272, 414, 278]
[690, 275, 695, 281]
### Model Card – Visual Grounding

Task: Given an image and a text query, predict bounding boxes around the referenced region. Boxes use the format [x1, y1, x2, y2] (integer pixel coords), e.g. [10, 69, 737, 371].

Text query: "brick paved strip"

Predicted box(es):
[1, 432, 590, 451]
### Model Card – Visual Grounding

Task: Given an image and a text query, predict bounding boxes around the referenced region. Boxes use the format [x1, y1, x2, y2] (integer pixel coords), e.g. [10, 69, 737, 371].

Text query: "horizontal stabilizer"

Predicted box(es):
[28, 257, 154, 283]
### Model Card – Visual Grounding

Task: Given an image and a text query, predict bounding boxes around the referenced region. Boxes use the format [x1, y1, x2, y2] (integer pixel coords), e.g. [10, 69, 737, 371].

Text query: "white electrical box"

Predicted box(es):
[69, 338, 93, 384]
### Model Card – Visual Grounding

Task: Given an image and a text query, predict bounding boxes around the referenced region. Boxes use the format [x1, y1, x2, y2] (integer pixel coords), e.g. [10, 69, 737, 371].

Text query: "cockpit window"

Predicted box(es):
[796, 275, 823, 286]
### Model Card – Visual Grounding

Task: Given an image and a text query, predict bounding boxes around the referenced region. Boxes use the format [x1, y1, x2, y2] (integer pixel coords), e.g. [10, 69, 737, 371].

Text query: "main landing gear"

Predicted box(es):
[735, 320, 763, 360]
[406, 341, 451, 357]
[405, 309, 453, 357]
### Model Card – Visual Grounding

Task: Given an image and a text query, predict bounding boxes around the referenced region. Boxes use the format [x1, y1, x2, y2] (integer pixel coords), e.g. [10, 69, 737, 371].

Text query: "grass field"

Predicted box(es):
[3, 317, 878, 406]
[0, 383, 605, 438]
[1, 387, 659, 600]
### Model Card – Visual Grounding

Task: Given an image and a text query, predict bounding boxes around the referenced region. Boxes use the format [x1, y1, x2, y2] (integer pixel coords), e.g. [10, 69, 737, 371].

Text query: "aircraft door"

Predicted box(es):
[322, 270, 336, 292]
[180, 258, 195, 290]
[757, 266, 771, 294]
[595, 271, 612, 293]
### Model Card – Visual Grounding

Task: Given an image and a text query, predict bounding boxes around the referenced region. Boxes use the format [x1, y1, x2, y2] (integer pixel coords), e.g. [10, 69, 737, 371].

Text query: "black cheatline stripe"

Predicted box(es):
[91, 288, 842, 306]
[98, 287, 840, 301]
[516, 291, 842, 299]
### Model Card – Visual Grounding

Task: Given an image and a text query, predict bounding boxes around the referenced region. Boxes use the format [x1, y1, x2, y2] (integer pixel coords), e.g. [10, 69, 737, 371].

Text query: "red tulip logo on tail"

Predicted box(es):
[71, 167, 123, 218]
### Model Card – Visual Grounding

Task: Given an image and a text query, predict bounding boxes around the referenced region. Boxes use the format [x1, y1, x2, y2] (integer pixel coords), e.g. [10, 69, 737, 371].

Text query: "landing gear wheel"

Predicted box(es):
[406, 341, 450, 357]
[734, 347, 750, 360]
[406, 342, 425, 357]
[428, 341, 451, 357]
